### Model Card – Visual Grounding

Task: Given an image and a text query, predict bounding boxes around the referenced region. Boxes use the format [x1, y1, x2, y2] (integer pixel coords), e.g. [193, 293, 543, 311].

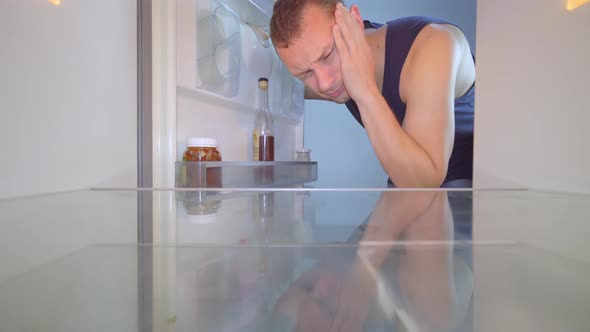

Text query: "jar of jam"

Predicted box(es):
[182, 138, 222, 188]
[183, 138, 222, 162]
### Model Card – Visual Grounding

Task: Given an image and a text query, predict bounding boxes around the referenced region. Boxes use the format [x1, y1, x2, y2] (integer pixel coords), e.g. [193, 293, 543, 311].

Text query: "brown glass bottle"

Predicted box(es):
[259, 135, 274, 161]
[252, 78, 274, 161]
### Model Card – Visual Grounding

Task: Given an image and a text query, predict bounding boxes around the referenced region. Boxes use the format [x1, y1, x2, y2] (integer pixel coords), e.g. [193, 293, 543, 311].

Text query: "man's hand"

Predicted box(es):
[333, 3, 379, 103]
[328, 260, 376, 332]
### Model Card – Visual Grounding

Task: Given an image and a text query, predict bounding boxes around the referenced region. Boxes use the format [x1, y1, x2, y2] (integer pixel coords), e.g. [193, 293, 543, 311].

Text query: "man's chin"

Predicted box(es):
[325, 92, 350, 104]
[332, 95, 351, 104]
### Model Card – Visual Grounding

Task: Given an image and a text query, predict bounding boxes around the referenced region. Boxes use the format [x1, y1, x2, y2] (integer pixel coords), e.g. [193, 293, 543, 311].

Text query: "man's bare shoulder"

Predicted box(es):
[410, 23, 462, 61]
[401, 22, 475, 101]
[413, 24, 475, 98]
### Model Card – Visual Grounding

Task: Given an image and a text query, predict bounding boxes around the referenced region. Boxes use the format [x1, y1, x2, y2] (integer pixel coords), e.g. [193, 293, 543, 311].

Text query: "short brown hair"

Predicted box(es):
[270, 0, 344, 48]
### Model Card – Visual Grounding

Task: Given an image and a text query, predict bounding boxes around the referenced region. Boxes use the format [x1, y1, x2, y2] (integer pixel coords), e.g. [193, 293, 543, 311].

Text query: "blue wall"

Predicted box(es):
[304, 0, 477, 187]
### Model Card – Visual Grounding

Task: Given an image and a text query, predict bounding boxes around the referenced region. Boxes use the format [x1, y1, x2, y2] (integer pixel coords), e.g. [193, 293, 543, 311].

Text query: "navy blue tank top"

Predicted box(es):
[345, 16, 474, 186]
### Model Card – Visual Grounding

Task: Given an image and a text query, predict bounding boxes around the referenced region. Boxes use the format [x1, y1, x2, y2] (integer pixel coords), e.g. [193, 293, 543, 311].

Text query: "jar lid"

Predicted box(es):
[296, 148, 311, 153]
[187, 137, 217, 147]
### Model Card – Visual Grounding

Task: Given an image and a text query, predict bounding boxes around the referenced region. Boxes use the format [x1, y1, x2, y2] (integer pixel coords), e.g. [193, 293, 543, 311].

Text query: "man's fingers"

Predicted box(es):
[333, 24, 349, 56]
[334, 8, 352, 49]
[335, 4, 364, 54]
[338, 4, 359, 32]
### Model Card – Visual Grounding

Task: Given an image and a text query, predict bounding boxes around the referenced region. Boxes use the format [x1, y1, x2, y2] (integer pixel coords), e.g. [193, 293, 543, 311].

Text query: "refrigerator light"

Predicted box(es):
[567, 0, 590, 11]
[48, 0, 61, 6]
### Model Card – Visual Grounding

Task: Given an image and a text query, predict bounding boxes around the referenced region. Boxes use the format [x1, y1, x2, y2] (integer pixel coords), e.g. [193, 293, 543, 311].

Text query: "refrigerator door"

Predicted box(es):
[156, 0, 304, 188]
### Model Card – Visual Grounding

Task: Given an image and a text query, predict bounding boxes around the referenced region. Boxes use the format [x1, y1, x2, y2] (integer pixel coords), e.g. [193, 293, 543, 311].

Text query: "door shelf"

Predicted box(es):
[175, 161, 317, 210]
[176, 160, 317, 188]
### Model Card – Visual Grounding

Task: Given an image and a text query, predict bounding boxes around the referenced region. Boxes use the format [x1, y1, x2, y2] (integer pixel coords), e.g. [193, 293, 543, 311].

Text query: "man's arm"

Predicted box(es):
[357, 27, 461, 187]
[331, 4, 461, 187]
[356, 191, 439, 266]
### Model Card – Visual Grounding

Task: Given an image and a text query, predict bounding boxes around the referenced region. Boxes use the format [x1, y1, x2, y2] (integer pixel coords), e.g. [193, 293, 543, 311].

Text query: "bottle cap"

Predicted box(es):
[187, 137, 217, 147]
[258, 77, 269, 89]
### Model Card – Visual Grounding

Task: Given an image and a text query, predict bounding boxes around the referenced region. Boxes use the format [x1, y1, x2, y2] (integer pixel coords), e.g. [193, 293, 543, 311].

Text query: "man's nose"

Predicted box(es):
[315, 66, 335, 93]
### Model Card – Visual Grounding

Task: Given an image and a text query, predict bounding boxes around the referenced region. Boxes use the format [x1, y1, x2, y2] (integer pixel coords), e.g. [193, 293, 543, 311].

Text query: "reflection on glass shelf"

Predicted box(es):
[174, 190, 476, 247]
[1, 242, 590, 332]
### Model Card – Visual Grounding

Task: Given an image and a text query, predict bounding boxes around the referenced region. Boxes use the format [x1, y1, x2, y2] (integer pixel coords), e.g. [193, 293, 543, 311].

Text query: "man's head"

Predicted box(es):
[270, 0, 362, 103]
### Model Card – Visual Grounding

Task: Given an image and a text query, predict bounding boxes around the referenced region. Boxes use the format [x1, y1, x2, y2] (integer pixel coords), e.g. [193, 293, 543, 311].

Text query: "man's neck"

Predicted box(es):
[364, 26, 387, 94]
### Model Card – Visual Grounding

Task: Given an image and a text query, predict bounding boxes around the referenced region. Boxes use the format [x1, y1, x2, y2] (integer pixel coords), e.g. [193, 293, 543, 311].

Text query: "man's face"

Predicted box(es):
[276, 4, 350, 103]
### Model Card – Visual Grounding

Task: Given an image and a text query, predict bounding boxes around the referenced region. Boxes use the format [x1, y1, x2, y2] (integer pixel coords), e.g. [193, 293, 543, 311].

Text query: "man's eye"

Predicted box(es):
[325, 46, 336, 62]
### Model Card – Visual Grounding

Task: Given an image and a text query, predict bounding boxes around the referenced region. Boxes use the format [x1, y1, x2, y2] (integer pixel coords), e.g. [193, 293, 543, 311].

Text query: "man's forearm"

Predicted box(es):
[356, 90, 445, 187]
[357, 191, 438, 268]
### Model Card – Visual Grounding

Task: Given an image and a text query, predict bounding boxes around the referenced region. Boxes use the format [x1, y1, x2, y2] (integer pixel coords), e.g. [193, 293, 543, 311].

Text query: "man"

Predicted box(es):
[270, 1, 475, 188]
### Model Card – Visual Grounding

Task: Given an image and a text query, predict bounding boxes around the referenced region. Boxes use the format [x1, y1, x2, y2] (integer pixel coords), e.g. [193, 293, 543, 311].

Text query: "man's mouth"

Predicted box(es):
[326, 85, 345, 99]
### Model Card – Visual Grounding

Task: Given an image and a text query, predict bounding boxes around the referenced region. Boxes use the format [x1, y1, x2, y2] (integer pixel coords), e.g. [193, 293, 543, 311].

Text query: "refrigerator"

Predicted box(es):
[2, 0, 590, 331]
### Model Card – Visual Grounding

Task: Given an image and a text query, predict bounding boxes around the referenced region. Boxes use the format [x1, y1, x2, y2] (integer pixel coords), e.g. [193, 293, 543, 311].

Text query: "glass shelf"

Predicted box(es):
[2, 188, 590, 331]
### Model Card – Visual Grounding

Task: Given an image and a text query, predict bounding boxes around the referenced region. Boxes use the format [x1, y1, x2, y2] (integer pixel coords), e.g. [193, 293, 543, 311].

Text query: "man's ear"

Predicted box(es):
[348, 4, 363, 28]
